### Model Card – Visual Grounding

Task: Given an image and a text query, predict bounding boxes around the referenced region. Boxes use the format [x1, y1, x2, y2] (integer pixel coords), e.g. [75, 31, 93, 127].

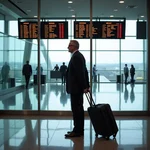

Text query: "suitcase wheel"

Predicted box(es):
[95, 133, 98, 137]
[102, 135, 109, 140]
[113, 133, 117, 138]
[105, 136, 109, 140]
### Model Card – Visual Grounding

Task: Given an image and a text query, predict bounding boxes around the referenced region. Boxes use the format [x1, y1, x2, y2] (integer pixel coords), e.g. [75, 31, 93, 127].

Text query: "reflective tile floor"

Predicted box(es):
[0, 117, 150, 150]
[0, 83, 147, 111]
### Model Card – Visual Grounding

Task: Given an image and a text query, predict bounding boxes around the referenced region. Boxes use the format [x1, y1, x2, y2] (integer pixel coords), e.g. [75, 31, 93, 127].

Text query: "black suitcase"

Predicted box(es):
[85, 92, 118, 140]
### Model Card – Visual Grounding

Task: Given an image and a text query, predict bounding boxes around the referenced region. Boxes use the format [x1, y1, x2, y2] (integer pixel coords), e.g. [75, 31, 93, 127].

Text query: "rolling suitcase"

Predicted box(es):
[85, 92, 118, 140]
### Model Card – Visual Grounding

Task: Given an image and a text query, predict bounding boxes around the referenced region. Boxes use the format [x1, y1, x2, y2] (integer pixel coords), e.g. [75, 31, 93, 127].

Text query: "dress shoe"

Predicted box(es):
[67, 131, 84, 134]
[65, 132, 83, 138]
[67, 131, 73, 134]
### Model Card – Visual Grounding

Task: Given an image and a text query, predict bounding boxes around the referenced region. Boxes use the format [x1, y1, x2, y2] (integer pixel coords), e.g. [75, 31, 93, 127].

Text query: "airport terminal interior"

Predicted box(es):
[0, 0, 150, 149]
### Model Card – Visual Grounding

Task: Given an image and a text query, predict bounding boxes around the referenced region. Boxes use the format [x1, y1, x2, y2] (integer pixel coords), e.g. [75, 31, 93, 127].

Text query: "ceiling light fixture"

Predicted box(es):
[34, 16, 37, 18]
[114, 9, 118, 11]
[110, 15, 114, 17]
[72, 14, 75, 17]
[27, 9, 31, 12]
[141, 16, 144, 18]
[126, 5, 137, 9]
[119, 1, 124, 4]
[68, 1, 73, 3]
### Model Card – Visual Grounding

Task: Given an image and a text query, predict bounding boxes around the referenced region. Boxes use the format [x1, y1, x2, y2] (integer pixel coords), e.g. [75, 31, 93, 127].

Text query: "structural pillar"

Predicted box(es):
[147, 0, 150, 114]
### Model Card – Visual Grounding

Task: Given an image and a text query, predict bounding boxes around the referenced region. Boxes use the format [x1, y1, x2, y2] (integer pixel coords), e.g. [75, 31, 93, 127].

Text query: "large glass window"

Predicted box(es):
[1, 17, 146, 111]
[9, 21, 18, 36]
[0, 20, 4, 33]
[121, 52, 144, 81]
[121, 37, 143, 50]
[96, 39, 120, 50]
[125, 20, 136, 36]
[96, 51, 119, 81]
[48, 39, 70, 50]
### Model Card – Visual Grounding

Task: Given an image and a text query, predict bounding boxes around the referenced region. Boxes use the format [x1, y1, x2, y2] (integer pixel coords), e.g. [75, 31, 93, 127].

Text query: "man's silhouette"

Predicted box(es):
[22, 61, 32, 89]
[60, 62, 67, 84]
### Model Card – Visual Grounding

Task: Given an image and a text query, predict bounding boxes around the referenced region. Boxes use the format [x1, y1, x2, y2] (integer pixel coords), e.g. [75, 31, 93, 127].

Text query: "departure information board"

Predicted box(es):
[41, 22, 68, 39]
[136, 21, 146, 39]
[18, 21, 68, 39]
[18, 22, 38, 39]
[74, 21, 125, 39]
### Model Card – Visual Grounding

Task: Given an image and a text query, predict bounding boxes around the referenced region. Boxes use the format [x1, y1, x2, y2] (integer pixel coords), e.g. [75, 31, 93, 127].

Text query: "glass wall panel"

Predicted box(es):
[0, 13, 4, 33]
[0, 51, 3, 64]
[96, 51, 119, 82]
[14, 39, 25, 50]
[125, 20, 136, 36]
[48, 51, 70, 68]
[75, 39, 95, 50]
[121, 52, 144, 82]
[9, 37, 15, 50]
[48, 40, 70, 50]
[30, 50, 47, 74]
[9, 21, 18, 36]
[96, 39, 120, 50]
[0, 36, 4, 50]
[121, 37, 143, 50]
[0, 21, 4, 33]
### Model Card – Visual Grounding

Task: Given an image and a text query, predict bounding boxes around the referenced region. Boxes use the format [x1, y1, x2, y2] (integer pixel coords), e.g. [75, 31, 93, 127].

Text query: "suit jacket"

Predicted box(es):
[60, 65, 67, 75]
[22, 64, 32, 76]
[66, 51, 89, 94]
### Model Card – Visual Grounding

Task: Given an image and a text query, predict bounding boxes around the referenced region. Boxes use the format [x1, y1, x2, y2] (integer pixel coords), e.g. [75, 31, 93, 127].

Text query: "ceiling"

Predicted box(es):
[0, 0, 147, 20]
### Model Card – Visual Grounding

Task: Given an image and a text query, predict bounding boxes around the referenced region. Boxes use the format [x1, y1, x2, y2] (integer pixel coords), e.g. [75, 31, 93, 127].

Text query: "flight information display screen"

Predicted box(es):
[74, 21, 125, 39]
[41, 22, 68, 39]
[18, 21, 68, 39]
[18, 22, 38, 39]
[136, 21, 146, 39]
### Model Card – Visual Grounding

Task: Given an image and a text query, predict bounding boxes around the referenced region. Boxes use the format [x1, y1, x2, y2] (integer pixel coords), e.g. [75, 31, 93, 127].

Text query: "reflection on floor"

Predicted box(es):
[0, 83, 147, 111]
[0, 117, 150, 150]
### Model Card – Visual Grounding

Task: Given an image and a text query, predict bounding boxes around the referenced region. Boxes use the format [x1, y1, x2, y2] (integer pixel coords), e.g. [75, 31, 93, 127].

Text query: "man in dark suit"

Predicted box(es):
[60, 62, 67, 84]
[65, 40, 90, 138]
[22, 61, 32, 89]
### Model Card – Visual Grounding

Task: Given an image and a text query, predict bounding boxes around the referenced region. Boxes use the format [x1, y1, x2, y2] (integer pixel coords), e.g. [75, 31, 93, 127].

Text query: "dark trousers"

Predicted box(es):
[130, 74, 135, 83]
[61, 74, 66, 84]
[25, 75, 30, 88]
[124, 74, 128, 84]
[70, 93, 84, 134]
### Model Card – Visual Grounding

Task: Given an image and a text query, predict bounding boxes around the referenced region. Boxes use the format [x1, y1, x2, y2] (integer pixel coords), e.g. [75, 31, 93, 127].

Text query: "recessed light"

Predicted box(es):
[141, 16, 144, 18]
[70, 9, 74, 11]
[27, 9, 31, 12]
[114, 9, 118, 11]
[34, 16, 37, 18]
[72, 15, 75, 17]
[126, 5, 137, 9]
[119, 1, 124, 4]
[110, 15, 114, 17]
[68, 1, 73, 3]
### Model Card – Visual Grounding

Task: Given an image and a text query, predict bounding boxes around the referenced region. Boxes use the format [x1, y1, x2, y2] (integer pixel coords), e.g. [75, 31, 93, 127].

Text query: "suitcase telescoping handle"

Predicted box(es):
[85, 91, 96, 106]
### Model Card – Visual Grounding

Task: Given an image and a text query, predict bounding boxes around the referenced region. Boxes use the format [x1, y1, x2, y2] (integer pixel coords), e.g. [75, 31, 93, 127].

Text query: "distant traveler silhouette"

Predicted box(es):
[124, 64, 129, 84]
[130, 64, 135, 84]
[1, 62, 10, 83]
[22, 61, 32, 89]
[60, 62, 67, 84]
[93, 65, 97, 82]
[36, 65, 43, 75]
[53, 64, 59, 71]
